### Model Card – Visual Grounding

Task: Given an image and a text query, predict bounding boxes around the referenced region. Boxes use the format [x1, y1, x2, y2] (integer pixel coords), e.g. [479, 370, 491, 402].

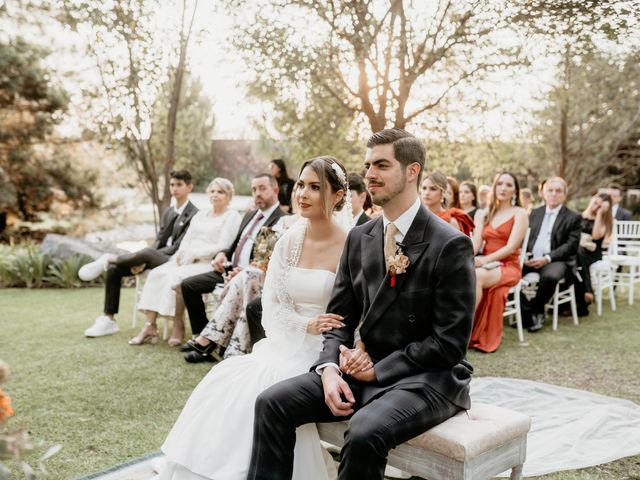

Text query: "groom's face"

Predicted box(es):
[364, 144, 406, 206]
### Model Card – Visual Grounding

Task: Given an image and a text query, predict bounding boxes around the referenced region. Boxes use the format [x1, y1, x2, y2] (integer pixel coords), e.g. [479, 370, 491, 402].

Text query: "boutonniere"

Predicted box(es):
[387, 244, 410, 287]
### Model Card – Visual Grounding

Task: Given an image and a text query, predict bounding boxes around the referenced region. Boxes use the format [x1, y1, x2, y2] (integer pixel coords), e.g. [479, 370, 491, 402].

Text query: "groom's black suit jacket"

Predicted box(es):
[313, 205, 475, 409]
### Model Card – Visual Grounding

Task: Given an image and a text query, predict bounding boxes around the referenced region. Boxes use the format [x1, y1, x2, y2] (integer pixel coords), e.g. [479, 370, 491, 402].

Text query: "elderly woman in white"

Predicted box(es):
[129, 178, 242, 347]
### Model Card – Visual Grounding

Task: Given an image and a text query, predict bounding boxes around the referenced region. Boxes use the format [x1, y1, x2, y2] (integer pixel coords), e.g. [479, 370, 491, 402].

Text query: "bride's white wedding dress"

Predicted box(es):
[154, 221, 334, 480]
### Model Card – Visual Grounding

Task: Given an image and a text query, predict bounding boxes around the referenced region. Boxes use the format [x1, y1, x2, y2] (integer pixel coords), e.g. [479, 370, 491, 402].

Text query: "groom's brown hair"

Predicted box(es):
[366, 129, 425, 185]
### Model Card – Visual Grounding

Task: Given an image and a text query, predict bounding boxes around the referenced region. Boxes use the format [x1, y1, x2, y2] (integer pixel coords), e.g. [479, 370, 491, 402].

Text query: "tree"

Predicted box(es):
[0, 37, 98, 220]
[227, 0, 524, 135]
[60, 0, 201, 227]
[530, 49, 640, 199]
[510, 0, 639, 197]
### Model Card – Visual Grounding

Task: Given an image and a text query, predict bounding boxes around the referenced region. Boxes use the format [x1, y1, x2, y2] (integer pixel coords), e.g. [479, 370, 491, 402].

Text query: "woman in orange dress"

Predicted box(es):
[469, 172, 528, 353]
[421, 171, 474, 236]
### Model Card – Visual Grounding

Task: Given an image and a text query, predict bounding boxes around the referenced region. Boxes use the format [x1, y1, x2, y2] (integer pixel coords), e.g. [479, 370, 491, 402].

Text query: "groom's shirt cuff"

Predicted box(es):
[315, 363, 342, 376]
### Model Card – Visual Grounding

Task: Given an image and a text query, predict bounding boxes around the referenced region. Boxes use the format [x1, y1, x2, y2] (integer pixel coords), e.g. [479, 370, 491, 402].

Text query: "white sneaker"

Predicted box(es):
[78, 254, 111, 281]
[84, 316, 120, 337]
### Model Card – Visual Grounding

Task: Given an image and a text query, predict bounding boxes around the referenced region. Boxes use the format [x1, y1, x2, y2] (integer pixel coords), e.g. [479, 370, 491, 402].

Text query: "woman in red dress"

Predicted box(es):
[421, 171, 474, 236]
[469, 172, 528, 353]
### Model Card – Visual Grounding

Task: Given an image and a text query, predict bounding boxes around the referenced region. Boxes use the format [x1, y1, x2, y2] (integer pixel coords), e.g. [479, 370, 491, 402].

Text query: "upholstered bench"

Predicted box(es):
[317, 403, 531, 480]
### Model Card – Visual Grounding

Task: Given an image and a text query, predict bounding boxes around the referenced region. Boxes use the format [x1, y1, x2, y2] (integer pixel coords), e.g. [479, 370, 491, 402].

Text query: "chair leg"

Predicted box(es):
[630, 265, 636, 305]
[552, 284, 559, 331]
[609, 278, 617, 312]
[515, 294, 524, 343]
[510, 464, 524, 480]
[569, 285, 579, 326]
[132, 275, 140, 328]
[596, 272, 603, 317]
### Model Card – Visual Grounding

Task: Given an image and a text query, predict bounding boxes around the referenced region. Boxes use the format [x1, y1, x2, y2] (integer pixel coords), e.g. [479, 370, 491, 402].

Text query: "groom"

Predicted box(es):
[247, 129, 475, 479]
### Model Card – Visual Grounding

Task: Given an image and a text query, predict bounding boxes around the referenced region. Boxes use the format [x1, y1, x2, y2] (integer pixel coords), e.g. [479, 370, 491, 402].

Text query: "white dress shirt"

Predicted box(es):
[166, 198, 190, 247]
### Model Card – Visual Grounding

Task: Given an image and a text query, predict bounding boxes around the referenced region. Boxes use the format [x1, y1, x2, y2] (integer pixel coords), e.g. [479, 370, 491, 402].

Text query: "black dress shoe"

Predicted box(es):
[528, 313, 546, 332]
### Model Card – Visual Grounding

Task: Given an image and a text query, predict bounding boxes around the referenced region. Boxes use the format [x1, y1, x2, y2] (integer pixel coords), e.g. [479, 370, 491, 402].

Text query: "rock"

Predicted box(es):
[41, 233, 128, 261]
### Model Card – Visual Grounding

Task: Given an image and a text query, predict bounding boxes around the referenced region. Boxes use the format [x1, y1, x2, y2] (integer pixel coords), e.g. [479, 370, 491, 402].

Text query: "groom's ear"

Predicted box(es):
[406, 162, 421, 183]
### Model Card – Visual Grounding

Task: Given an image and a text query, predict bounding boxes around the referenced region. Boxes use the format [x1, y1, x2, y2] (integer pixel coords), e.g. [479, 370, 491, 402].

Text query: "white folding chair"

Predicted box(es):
[503, 228, 530, 344]
[609, 220, 640, 305]
[547, 278, 578, 331]
[590, 256, 617, 316]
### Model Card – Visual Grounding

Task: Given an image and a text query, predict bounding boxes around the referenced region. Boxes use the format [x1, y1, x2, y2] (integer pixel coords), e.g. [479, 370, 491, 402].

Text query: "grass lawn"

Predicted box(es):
[0, 287, 639, 479]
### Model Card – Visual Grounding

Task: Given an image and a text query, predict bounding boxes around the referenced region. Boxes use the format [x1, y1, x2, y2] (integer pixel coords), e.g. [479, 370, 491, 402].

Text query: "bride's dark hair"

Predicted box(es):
[297, 156, 347, 215]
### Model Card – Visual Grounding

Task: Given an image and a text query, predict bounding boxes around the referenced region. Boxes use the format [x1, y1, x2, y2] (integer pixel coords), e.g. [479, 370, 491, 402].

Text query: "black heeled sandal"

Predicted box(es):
[184, 340, 219, 363]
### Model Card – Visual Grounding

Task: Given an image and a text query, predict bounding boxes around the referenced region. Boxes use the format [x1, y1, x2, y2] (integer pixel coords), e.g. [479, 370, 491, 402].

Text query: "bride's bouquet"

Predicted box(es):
[250, 227, 280, 272]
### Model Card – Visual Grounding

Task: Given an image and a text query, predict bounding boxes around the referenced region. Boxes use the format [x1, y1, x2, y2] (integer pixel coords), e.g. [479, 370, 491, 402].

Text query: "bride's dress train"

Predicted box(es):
[154, 222, 335, 480]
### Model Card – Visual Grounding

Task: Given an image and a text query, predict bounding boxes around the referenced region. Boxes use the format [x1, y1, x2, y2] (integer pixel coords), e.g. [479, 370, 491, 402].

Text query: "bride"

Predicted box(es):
[154, 156, 350, 480]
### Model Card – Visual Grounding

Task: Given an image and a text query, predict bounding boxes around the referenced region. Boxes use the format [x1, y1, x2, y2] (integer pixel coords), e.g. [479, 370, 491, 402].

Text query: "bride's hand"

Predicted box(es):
[306, 313, 345, 335]
[339, 342, 373, 375]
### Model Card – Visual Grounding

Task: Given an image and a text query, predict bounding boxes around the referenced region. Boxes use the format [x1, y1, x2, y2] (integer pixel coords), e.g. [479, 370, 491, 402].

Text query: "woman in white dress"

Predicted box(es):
[153, 156, 350, 480]
[130, 178, 242, 347]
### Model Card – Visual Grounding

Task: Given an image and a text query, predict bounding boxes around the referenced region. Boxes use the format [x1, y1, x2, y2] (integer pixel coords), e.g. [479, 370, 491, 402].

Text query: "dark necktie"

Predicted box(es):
[232, 212, 265, 267]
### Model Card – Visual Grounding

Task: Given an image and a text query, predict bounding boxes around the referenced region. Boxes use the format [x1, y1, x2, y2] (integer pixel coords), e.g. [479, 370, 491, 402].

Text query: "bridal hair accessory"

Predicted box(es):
[331, 161, 347, 189]
[387, 244, 410, 287]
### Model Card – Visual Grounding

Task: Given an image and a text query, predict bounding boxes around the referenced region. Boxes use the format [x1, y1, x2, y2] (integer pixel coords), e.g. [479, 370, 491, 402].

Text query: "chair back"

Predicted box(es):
[518, 228, 531, 268]
[611, 221, 640, 257]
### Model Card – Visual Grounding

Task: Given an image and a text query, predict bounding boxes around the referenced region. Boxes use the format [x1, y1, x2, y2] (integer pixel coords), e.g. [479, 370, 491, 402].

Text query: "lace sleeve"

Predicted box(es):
[260, 220, 312, 347]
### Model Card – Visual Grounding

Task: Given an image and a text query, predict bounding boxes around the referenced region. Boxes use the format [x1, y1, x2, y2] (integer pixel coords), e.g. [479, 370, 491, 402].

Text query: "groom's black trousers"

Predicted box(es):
[247, 372, 460, 480]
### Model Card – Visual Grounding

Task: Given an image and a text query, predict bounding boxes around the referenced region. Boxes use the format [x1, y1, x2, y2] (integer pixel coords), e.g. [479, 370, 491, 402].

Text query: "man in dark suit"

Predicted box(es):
[521, 176, 581, 332]
[82, 170, 198, 337]
[247, 129, 475, 480]
[180, 173, 286, 360]
[608, 183, 633, 221]
[348, 172, 372, 226]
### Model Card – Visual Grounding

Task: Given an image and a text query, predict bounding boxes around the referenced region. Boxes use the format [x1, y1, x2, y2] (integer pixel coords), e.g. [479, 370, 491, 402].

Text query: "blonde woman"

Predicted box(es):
[421, 171, 474, 235]
[130, 178, 242, 346]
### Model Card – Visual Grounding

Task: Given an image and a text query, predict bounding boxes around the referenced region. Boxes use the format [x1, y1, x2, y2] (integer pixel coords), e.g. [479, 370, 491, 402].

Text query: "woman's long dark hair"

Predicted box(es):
[271, 159, 290, 182]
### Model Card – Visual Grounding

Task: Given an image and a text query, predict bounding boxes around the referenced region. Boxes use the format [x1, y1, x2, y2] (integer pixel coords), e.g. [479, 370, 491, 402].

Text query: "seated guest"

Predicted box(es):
[520, 187, 534, 214]
[347, 172, 372, 226]
[183, 211, 297, 362]
[459, 180, 479, 221]
[608, 183, 633, 221]
[469, 172, 528, 352]
[179, 173, 286, 343]
[81, 170, 198, 338]
[269, 159, 295, 213]
[574, 192, 613, 315]
[421, 171, 474, 235]
[521, 176, 581, 332]
[478, 184, 491, 210]
[446, 175, 461, 208]
[130, 178, 242, 346]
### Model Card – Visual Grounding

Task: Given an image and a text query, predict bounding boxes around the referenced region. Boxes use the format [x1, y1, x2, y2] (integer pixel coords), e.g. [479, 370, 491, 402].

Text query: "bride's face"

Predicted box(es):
[295, 166, 337, 219]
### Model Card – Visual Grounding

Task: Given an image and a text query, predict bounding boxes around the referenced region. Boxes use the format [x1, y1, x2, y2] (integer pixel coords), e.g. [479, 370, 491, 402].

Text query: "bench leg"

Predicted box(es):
[510, 464, 523, 480]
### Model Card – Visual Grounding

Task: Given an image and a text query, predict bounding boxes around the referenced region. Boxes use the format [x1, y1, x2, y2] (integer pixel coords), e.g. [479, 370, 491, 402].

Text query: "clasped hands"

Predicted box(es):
[524, 256, 550, 269]
[321, 341, 376, 417]
[212, 252, 241, 281]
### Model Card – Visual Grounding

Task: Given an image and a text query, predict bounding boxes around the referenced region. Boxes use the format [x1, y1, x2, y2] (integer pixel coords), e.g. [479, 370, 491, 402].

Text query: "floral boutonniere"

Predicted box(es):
[387, 245, 410, 287]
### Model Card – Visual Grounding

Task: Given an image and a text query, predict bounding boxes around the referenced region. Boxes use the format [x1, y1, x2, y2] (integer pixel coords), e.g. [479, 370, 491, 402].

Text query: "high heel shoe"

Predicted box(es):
[128, 322, 159, 345]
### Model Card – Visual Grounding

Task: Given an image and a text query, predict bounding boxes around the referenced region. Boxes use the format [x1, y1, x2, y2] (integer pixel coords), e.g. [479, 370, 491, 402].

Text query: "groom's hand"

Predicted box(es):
[339, 343, 373, 375]
[321, 367, 354, 417]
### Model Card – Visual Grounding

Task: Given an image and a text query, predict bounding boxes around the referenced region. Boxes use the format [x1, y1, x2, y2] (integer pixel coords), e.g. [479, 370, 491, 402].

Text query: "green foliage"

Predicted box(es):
[0, 244, 86, 289]
[45, 256, 84, 289]
[0, 37, 98, 220]
[150, 77, 216, 191]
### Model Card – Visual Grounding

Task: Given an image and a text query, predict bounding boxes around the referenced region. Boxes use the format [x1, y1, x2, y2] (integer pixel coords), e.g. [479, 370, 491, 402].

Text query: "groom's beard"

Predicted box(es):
[369, 171, 407, 207]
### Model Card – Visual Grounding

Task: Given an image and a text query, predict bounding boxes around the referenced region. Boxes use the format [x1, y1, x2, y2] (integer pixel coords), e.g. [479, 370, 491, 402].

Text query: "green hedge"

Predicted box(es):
[0, 243, 92, 288]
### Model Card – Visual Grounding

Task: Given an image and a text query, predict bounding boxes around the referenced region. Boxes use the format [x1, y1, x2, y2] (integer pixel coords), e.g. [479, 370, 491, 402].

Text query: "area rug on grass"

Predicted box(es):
[470, 377, 640, 477]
